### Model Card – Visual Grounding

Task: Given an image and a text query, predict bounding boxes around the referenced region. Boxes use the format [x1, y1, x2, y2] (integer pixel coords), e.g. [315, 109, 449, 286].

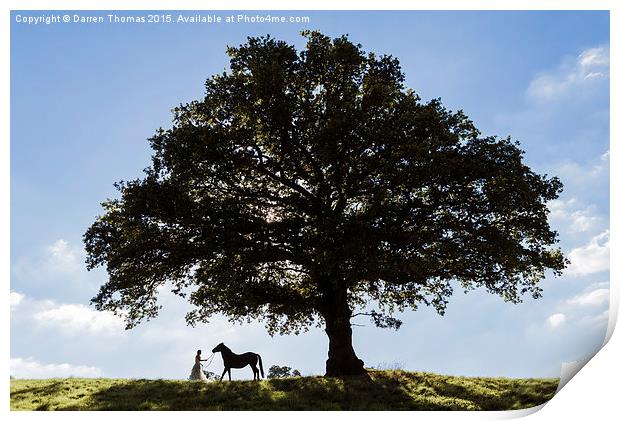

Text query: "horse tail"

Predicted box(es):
[257, 354, 264, 378]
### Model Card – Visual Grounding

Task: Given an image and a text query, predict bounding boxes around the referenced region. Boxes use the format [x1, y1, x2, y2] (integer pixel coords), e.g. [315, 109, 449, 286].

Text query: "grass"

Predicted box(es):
[10, 369, 559, 411]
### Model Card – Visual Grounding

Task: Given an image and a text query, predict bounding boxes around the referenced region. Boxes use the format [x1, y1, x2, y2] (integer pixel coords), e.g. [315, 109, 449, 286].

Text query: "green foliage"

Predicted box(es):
[10, 371, 559, 411]
[83, 31, 567, 357]
[267, 365, 302, 379]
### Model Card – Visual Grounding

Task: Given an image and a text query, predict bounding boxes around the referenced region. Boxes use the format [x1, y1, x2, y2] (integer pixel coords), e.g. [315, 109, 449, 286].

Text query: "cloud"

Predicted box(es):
[138, 285, 242, 347]
[553, 149, 609, 190]
[565, 230, 610, 276]
[10, 291, 24, 310]
[579, 47, 609, 70]
[12, 291, 124, 337]
[527, 46, 609, 102]
[10, 288, 256, 379]
[548, 198, 601, 235]
[567, 288, 609, 307]
[33, 303, 125, 335]
[578, 310, 609, 329]
[11, 238, 105, 303]
[10, 357, 103, 379]
[547, 313, 567, 328]
[600, 149, 610, 161]
[46, 239, 82, 274]
[541, 283, 610, 333]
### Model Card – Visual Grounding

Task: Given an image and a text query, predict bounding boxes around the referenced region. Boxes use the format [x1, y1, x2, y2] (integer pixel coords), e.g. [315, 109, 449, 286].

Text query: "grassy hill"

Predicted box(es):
[10, 370, 559, 411]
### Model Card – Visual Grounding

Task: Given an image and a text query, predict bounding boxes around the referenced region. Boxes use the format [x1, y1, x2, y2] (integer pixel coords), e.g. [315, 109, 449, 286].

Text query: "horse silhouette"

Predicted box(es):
[212, 342, 265, 381]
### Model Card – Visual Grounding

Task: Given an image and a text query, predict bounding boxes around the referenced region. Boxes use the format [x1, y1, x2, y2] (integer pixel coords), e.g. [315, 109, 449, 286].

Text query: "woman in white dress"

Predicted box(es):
[189, 349, 208, 381]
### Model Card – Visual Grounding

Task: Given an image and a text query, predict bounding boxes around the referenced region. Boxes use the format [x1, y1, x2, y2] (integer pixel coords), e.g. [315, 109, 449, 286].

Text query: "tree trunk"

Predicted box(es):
[322, 291, 368, 378]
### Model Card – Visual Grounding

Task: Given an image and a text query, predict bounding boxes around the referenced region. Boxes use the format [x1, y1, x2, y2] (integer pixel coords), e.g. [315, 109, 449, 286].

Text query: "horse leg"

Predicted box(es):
[251, 363, 258, 380]
[254, 355, 261, 381]
[228, 368, 232, 381]
[220, 367, 227, 382]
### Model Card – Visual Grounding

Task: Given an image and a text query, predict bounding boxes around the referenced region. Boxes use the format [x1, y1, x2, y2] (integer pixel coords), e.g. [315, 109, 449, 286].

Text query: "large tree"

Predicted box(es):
[84, 31, 567, 377]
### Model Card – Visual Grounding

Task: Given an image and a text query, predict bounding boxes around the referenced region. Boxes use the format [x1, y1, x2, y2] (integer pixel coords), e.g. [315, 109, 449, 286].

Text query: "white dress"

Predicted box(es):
[189, 356, 208, 381]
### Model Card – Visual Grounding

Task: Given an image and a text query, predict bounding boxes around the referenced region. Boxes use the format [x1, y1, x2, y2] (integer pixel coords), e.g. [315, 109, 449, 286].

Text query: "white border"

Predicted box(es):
[3, 1, 617, 420]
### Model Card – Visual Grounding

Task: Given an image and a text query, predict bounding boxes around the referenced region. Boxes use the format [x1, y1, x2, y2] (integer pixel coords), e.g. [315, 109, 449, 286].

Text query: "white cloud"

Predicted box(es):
[552, 149, 609, 192]
[11, 239, 104, 302]
[578, 47, 609, 69]
[10, 357, 103, 379]
[33, 303, 125, 335]
[600, 149, 610, 161]
[565, 230, 610, 276]
[540, 283, 610, 332]
[548, 198, 600, 234]
[547, 313, 567, 328]
[567, 288, 609, 307]
[584, 281, 610, 290]
[527, 46, 609, 101]
[47, 239, 82, 273]
[10, 291, 24, 310]
[569, 210, 599, 233]
[578, 310, 609, 329]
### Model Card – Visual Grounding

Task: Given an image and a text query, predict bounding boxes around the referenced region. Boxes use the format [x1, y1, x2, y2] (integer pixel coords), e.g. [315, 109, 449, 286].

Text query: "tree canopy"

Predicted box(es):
[267, 365, 302, 379]
[84, 31, 567, 376]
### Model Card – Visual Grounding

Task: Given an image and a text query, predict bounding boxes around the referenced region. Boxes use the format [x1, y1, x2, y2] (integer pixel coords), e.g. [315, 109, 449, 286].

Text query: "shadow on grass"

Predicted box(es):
[61, 376, 419, 410]
[10, 381, 66, 411]
[392, 372, 557, 410]
[11, 371, 559, 411]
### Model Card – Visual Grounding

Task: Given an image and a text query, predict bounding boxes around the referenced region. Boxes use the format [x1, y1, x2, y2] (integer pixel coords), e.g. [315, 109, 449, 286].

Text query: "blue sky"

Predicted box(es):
[10, 10, 610, 380]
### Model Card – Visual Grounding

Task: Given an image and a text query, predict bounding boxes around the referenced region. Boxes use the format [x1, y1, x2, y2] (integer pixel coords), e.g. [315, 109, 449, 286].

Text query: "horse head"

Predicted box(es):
[212, 342, 226, 353]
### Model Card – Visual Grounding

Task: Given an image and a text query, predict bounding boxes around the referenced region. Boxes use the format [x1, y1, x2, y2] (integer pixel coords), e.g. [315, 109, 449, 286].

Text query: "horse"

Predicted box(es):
[212, 342, 265, 381]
